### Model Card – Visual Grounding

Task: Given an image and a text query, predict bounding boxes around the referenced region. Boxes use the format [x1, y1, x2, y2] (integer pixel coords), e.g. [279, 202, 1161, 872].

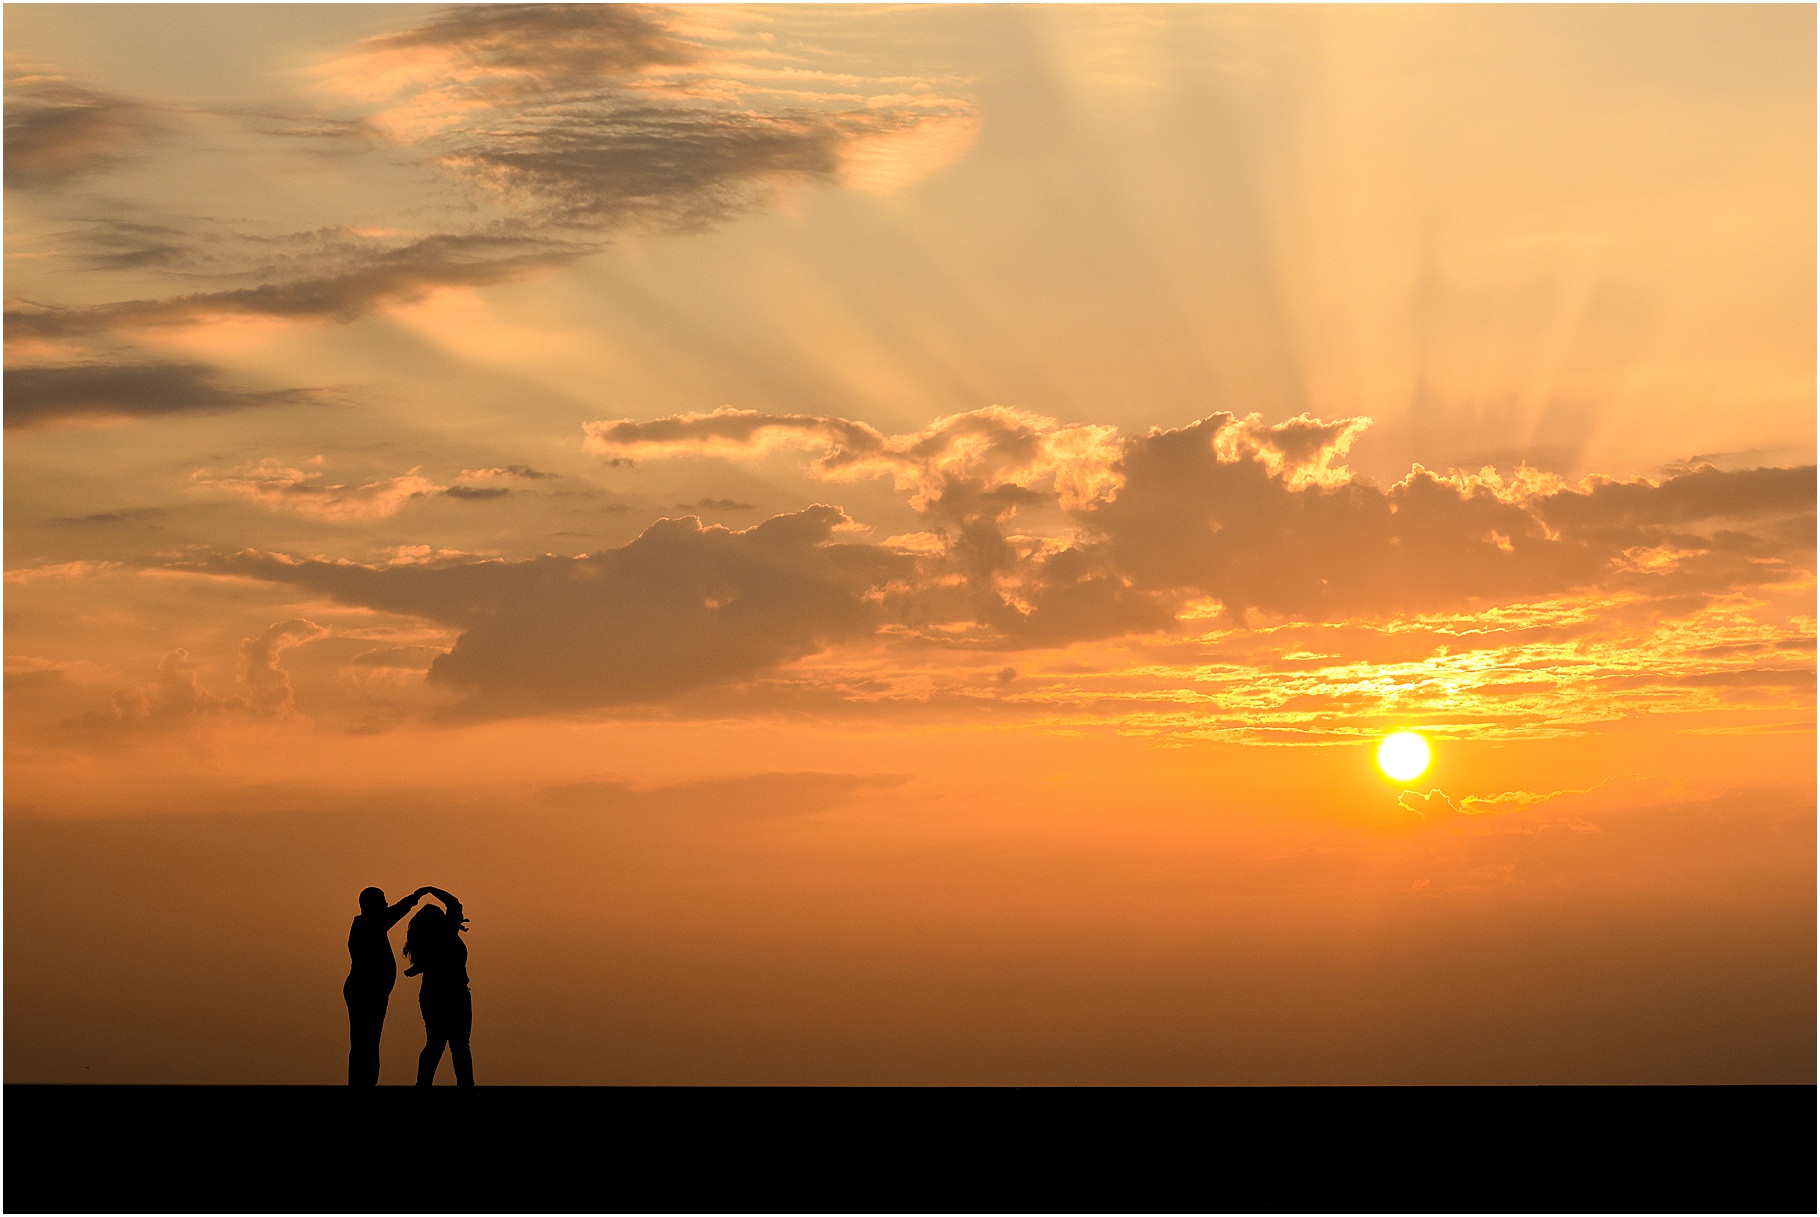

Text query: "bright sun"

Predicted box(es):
[1377, 731, 1431, 782]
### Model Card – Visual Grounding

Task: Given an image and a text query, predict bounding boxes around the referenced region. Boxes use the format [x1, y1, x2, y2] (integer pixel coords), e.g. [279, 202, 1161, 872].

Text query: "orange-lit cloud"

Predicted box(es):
[584, 404, 1123, 511]
[1397, 788, 1463, 820]
[239, 619, 331, 715]
[588, 406, 1812, 625]
[95, 618, 325, 730]
[150, 409, 1810, 725]
[190, 458, 444, 522]
[1093, 417, 1813, 623]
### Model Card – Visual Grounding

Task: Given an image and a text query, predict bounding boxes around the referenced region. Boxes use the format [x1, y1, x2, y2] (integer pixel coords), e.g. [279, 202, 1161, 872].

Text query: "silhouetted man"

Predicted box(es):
[344, 885, 430, 1086]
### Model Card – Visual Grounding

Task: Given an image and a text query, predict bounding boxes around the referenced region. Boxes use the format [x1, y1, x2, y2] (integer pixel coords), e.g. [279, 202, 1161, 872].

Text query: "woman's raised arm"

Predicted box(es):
[421, 887, 468, 932]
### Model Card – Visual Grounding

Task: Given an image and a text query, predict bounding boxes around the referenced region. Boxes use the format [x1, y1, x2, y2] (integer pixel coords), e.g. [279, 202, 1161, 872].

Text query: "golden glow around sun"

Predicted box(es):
[1377, 731, 1431, 782]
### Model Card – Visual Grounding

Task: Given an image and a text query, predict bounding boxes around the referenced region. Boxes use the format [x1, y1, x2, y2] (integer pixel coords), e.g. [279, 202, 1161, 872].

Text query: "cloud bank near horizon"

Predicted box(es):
[163, 408, 1813, 720]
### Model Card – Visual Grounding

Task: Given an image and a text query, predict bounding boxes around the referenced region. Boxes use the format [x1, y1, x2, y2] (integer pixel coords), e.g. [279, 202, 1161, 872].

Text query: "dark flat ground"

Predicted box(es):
[4, 1084, 1813, 1213]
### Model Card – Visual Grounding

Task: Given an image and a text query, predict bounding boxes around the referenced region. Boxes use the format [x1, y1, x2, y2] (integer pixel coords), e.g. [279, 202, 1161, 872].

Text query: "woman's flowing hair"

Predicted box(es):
[402, 904, 446, 975]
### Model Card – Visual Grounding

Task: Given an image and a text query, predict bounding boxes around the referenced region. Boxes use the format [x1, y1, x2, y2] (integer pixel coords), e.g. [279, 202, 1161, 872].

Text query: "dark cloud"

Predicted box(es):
[203, 505, 913, 715]
[585, 408, 887, 459]
[66, 219, 195, 271]
[584, 407, 1815, 646]
[987, 541, 1176, 646]
[348, 4, 693, 95]
[443, 107, 916, 231]
[586, 405, 1143, 647]
[680, 499, 755, 512]
[1675, 668, 1815, 689]
[4, 81, 158, 189]
[332, 5, 975, 231]
[1535, 464, 1818, 540]
[1090, 415, 1815, 624]
[5, 234, 593, 340]
[233, 112, 379, 144]
[442, 465, 559, 500]
[50, 507, 165, 526]
[4, 362, 317, 429]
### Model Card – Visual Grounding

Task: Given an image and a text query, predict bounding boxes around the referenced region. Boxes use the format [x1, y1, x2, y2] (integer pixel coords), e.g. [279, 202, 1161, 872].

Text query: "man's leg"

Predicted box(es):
[347, 992, 387, 1086]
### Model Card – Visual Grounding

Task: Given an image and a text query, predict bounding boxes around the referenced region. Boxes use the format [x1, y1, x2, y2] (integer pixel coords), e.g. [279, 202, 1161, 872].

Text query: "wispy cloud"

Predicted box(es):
[3, 79, 159, 188]
[49, 507, 164, 527]
[4, 362, 319, 429]
[4, 560, 124, 584]
[6, 6, 979, 376]
[1398, 788, 1464, 820]
[319, 4, 695, 110]
[62, 218, 196, 271]
[190, 458, 443, 522]
[317, 4, 978, 226]
[5, 233, 593, 340]
[457, 464, 556, 481]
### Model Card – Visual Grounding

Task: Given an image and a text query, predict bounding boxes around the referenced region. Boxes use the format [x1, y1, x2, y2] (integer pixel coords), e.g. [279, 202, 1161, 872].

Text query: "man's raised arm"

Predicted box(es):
[382, 887, 430, 930]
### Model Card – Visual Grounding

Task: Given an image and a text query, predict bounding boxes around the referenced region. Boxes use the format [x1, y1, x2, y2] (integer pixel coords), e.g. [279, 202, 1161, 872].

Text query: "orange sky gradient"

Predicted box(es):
[5, 4, 1814, 1084]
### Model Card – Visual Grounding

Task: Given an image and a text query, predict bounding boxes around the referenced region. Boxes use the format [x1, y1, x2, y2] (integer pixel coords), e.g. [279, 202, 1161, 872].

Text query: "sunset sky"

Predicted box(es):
[6, 4, 1814, 1084]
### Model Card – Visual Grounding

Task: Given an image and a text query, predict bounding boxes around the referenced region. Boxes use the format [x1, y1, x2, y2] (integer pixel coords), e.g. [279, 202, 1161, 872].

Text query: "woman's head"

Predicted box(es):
[403, 904, 446, 966]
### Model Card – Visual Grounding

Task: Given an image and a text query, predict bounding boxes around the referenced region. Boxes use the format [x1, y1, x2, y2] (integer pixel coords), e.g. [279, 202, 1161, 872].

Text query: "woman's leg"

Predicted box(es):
[450, 993, 474, 1086]
[417, 997, 446, 1086]
[416, 1034, 446, 1086]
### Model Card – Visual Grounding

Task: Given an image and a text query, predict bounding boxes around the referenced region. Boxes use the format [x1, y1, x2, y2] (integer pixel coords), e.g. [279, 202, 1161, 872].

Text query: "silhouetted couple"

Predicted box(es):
[344, 885, 473, 1086]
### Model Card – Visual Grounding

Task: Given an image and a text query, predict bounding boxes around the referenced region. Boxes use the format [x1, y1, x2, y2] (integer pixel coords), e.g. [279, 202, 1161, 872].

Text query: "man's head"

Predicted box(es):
[359, 887, 387, 915]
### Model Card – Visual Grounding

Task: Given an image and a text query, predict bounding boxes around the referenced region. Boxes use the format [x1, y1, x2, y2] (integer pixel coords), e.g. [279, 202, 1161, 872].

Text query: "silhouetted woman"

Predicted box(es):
[344, 885, 430, 1086]
[403, 887, 473, 1086]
